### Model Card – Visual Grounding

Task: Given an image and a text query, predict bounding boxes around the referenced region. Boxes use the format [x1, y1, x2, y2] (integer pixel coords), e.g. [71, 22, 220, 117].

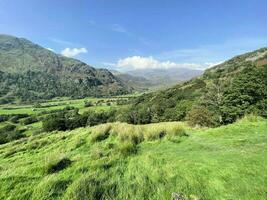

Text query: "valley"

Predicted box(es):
[0, 1, 267, 199]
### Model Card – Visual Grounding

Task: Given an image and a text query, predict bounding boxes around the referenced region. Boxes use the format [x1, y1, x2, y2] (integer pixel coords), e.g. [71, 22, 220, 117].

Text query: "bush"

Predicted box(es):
[84, 100, 93, 107]
[0, 124, 16, 132]
[186, 107, 215, 127]
[0, 125, 26, 144]
[21, 116, 38, 125]
[9, 114, 29, 123]
[43, 116, 67, 132]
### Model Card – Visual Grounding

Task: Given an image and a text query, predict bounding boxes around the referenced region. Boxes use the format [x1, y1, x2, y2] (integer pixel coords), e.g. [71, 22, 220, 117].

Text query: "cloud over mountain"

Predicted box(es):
[116, 56, 220, 70]
[61, 47, 87, 57]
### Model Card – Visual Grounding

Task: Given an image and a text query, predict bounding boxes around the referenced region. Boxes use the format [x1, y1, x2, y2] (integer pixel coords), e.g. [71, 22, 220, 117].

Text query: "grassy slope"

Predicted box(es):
[0, 118, 266, 200]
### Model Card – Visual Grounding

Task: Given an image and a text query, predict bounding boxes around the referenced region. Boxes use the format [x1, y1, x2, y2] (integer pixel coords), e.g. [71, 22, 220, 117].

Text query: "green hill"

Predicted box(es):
[0, 116, 266, 199]
[0, 34, 130, 103]
[123, 48, 267, 125]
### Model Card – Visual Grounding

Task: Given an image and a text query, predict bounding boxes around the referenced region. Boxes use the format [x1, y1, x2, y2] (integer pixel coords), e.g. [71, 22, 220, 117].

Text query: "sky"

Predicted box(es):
[0, 0, 266, 71]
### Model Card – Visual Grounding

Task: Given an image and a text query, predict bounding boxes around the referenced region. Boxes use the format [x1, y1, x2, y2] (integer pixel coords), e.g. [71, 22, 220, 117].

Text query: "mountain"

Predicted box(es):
[0, 34, 130, 103]
[111, 68, 203, 92]
[127, 68, 203, 86]
[123, 47, 267, 125]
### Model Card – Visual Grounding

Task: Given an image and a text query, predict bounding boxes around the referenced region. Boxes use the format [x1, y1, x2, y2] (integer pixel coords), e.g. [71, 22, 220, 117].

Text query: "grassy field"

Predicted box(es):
[0, 96, 132, 139]
[0, 97, 120, 115]
[0, 116, 266, 199]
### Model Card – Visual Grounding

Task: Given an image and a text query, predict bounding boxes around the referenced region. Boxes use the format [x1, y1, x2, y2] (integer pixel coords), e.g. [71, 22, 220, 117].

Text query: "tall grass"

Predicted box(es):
[90, 122, 186, 144]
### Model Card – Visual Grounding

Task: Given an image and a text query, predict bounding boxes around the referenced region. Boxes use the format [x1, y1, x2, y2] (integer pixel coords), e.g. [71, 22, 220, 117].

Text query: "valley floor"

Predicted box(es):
[0, 117, 266, 200]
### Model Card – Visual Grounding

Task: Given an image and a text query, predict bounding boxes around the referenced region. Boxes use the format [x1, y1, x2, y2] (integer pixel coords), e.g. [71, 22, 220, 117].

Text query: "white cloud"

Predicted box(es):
[61, 47, 87, 57]
[115, 56, 220, 70]
[46, 48, 54, 52]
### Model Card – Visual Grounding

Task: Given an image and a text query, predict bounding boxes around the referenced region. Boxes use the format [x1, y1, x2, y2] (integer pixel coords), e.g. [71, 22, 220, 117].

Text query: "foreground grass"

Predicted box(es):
[0, 118, 266, 199]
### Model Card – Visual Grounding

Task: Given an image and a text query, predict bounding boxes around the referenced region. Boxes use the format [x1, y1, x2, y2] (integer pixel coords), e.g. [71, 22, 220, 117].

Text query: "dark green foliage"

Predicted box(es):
[0, 124, 25, 144]
[42, 109, 117, 132]
[43, 116, 67, 132]
[84, 100, 93, 107]
[220, 65, 267, 123]
[20, 116, 38, 125]
[46, 158, 72, 174]
[86, 111, 112, 126]
[186, 107, 215, 127]
[0, 114, 29, 123]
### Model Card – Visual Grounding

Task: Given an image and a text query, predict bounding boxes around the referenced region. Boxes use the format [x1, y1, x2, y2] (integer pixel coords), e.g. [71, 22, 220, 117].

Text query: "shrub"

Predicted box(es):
[0, 125, 26, 144]
[186, 107, 215, 127]
[0, 124, 16, 132]
[9, 114, 29, 123]
[21, 116, 38, 125]
[84, 100, 93, 107]
[42, 116, 67, 132]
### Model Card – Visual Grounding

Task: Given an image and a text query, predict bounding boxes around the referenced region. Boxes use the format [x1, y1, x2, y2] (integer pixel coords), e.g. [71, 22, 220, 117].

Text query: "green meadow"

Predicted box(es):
[0, 116, 266, 200]
[0, 97, 117, 115]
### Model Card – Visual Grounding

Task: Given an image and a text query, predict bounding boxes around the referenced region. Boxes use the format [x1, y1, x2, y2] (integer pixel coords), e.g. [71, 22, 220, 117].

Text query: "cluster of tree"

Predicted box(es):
[42, 108, 116, 132]
[0, 124, 25, 144]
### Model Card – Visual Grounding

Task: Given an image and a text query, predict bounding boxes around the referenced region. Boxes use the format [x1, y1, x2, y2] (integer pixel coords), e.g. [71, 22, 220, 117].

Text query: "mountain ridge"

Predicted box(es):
[0, 34, 130, 103]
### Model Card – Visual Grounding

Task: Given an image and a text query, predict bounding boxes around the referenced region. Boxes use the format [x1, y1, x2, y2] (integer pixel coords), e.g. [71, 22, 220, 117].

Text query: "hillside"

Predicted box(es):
[0, 116, 266, 199]
[0, 34, 130, 103]
[123, 48, 267, 125]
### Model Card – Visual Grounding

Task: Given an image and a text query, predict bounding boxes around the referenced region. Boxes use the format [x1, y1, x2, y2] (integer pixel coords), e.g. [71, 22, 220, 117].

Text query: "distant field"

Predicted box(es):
[0, 116, 266, 199]
[0, 96, 133, 139]
[0, 96, 133, 115]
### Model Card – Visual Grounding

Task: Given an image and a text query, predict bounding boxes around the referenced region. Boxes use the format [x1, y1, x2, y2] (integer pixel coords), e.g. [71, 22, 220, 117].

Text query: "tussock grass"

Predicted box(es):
[90, 122, 186, 144]
[118, 141, 137, 156]
[44, 154, 72, 174]
[91, 124, 112, 143]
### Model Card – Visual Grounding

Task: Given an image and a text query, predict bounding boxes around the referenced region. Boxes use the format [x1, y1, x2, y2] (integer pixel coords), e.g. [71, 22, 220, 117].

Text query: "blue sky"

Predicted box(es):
[0, 0, 266, 71]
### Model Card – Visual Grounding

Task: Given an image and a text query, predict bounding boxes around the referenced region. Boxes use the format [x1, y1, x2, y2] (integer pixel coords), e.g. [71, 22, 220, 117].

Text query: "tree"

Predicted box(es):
[186, 106, 215, 127]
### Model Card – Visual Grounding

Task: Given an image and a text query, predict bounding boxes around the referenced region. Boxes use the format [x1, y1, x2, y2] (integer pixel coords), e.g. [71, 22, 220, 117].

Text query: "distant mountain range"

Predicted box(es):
[0, 34, 130, 103]
[111, 68, 203, 91]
